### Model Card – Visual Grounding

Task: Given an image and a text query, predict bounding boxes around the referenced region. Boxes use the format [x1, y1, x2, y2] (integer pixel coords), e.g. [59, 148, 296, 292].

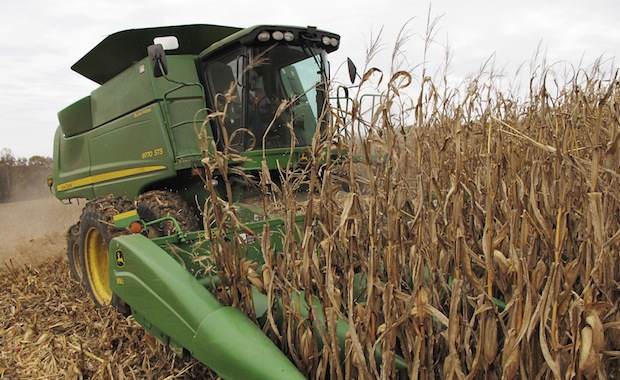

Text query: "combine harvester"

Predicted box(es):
[49, 24, 403, 378]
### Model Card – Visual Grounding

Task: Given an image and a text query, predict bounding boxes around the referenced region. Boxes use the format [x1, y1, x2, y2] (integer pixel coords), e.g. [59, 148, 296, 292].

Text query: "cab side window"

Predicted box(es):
[205, 52, 244, 151]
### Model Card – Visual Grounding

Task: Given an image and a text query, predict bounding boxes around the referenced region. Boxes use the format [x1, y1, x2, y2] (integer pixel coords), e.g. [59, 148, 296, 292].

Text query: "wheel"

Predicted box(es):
[78, 196, 133, 307]
[135, 190, 200, 237]
[66, 223, 82, 283]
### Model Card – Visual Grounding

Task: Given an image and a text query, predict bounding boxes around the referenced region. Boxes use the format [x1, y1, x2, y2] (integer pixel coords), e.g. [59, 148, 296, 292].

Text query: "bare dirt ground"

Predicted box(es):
[0, 196, 82, 267]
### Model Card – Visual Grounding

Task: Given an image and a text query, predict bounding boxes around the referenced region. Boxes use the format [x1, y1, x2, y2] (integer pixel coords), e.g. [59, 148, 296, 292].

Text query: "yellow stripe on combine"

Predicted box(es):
[113, 209, 138, 223]
[56, 165, 167, 192]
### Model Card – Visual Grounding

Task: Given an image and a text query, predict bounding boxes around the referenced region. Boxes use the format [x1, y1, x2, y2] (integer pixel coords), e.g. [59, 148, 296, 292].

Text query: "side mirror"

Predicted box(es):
[147, 44, 168, 78]
[347, 57, 357, 84]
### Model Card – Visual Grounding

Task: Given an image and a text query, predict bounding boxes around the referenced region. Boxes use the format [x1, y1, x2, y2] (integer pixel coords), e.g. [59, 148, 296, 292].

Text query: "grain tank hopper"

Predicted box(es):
[48, 23, 350, 378]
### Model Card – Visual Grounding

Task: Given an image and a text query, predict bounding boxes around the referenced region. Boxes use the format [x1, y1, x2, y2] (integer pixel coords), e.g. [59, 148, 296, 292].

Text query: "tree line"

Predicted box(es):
[0, 148, 53, 202]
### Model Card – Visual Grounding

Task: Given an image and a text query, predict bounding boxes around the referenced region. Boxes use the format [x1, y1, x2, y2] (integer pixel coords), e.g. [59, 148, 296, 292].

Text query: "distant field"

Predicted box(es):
[0, 196, 82, 266]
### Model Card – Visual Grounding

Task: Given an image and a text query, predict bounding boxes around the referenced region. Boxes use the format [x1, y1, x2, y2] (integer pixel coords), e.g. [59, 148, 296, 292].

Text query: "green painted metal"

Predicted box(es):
[89, 55, 204, 128]
[89, 104, 177, 199]
[52, 68, 200, 201]
[51, 127, 94, 199]
[239, 147, 309, 171]
[191, 307, 305, 380]
[58, 96, 92, 137]
[109, 234, 304, 379]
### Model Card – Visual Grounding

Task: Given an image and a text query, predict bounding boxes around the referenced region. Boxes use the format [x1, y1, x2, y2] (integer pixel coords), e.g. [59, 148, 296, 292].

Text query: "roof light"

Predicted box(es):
[153, 36, 179, 51]
[272, 31, 284, 41]
[283, 31, 295, 42]
[322, 36, 331, 46]
[257, 31, 270, 42]
[330, 37, 339, 47]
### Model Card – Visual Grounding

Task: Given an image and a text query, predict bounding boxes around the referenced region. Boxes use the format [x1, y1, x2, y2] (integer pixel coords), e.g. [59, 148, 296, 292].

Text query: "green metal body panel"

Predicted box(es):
[53, 54, 207, 201]
[88, 103, 177, 199]
[51, 127, 94, 199]
[58, 96, 92, 137]
[90, 55, 203, 128]
[239, 147, 308, 171]
[167, 98, 209, 167]
[109, 234, 304, 380]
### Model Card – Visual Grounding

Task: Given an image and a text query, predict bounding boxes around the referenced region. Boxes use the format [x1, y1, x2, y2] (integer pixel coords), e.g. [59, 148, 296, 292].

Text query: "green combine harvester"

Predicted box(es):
[48, 24, 369, 378]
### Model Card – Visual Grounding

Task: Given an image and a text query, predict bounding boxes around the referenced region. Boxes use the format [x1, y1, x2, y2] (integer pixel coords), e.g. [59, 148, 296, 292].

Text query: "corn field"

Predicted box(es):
[2, 55, 620, 379]
[203, 54, 620, 378]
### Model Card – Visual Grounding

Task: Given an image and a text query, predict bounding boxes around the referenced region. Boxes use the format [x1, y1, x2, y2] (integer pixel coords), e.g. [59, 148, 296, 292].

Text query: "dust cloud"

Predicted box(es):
[0, 195, 82, 267]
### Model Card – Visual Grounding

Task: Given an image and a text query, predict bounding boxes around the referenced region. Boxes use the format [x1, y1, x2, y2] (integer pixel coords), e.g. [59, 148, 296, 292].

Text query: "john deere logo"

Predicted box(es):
[115, 250, 125, 268]
[298, 151, 310, 164]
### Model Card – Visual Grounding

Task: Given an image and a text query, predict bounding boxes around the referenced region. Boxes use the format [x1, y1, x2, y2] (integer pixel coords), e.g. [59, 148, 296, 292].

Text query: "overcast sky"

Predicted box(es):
[1, 0, 619, 158]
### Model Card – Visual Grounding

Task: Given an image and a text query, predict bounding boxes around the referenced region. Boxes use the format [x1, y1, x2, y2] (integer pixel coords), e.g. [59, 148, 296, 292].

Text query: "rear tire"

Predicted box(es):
[78, 196, 133, 308]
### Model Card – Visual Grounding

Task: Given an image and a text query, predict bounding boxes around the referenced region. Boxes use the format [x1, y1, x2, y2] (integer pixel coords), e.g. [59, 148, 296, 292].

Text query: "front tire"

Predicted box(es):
[78, 196, 133, 307]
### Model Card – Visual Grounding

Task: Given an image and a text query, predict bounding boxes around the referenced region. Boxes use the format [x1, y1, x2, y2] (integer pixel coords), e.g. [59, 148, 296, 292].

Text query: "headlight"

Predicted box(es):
[257, 31, 270, 42]
[272, 31, 284, 41]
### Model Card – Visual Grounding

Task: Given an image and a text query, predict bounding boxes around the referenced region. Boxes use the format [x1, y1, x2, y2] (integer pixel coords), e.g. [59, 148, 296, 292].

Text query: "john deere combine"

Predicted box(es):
[48, 24, 355, 378]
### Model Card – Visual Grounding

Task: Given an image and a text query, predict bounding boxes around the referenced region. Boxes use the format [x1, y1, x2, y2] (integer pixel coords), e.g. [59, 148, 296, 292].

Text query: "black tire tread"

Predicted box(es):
[135, 190, 200, 236]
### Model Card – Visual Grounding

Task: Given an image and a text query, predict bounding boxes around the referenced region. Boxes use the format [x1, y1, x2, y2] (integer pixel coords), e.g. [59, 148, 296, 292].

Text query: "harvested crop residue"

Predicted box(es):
[0, 197, 216, 378]
[0, 257, 216, 379]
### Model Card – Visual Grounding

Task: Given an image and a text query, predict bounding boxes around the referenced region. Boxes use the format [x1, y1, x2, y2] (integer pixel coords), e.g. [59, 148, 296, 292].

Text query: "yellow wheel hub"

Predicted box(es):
[84, 226, 112, 305]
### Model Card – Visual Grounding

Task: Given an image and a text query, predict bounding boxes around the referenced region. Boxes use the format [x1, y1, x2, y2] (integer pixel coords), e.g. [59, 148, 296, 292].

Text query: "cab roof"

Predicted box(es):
[71, 24, 241, 84]
[72, 24, 340, 85]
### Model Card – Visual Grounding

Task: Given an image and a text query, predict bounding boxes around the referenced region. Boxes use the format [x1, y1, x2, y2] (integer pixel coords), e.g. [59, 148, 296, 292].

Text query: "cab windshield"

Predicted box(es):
[205, 45, 328, 151]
